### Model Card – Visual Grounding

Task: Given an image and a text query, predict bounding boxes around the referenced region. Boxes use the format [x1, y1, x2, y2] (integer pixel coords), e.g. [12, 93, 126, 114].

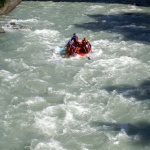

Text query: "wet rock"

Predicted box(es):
[0, 28, 5, 33]
[6, 21, 29, 30]
[10, 22, 16, 26]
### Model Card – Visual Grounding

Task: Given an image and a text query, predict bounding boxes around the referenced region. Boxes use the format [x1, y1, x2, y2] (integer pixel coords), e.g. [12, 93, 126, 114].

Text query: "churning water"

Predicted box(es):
[0, 1, 150, 150]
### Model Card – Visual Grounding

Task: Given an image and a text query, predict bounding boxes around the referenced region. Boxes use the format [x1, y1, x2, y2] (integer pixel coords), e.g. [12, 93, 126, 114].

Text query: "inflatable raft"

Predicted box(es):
[60, 39, 91, 58]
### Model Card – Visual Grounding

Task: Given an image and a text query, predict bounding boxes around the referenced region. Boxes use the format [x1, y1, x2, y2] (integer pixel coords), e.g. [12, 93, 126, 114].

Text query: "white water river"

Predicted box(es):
[0, 1, 150, 150]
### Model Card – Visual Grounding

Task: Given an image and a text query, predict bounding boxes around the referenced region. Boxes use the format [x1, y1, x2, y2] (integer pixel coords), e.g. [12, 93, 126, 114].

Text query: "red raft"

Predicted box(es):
[65, 39, 92, 58]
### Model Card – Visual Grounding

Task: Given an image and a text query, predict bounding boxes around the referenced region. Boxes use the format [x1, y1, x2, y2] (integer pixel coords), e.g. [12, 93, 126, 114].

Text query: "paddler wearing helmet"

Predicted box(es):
[86, 39, 92, 52]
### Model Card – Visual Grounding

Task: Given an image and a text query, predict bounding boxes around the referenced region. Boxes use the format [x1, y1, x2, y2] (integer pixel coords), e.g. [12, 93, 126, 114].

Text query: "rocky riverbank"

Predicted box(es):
[0, 0, 22, 15]
[0, 0, 22, 33]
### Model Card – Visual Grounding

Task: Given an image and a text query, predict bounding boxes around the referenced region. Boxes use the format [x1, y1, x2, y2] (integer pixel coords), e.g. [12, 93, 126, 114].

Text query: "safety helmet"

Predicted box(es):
[87, 40, 90, 42]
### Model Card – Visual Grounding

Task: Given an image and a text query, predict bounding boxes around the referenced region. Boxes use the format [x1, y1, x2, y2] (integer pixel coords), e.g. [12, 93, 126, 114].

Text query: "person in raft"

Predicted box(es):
[71, 33, 79, 46]
[82, 37, 87, 53]
[86, 40, 92, 52]
[66, 40, 72, 54]
[71, 45, 77, 55]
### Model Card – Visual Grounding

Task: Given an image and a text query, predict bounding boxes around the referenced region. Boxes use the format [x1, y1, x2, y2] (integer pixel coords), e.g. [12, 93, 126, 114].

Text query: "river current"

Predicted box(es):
[0, 1, 150, 150]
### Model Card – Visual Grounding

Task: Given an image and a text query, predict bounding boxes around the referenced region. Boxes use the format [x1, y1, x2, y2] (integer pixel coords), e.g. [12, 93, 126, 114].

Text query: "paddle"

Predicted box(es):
[86, 48, 93, 60]
[59, 47, 64, 51]
[87, 56, 91, 60]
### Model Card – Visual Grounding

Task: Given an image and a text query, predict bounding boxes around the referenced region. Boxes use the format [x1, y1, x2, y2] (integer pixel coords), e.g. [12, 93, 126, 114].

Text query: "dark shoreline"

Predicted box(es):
[22, 0, 150, 7]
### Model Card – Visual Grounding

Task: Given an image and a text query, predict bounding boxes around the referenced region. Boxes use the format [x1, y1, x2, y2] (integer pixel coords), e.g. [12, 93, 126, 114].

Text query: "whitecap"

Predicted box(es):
[31, 139, 67, 150]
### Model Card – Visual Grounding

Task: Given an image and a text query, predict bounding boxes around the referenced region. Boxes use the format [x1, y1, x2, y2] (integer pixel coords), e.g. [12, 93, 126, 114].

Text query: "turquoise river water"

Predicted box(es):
[0, 1, 150, 150]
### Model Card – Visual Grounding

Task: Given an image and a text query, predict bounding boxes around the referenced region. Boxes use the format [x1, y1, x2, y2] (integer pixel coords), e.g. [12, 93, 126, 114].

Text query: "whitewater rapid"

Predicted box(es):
[0, 1, 150, 150]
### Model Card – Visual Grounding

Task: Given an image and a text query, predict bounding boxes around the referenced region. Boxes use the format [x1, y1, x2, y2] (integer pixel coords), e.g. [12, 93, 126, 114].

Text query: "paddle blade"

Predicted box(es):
[59, 47, 64, 51]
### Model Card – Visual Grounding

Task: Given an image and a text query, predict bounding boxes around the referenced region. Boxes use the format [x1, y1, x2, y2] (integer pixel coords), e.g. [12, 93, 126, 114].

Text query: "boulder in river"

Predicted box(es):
[0, 28, 5, 33]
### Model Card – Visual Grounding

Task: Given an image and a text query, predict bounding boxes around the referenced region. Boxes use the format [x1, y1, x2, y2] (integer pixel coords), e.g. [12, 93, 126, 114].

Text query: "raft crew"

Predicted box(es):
[66, 33, 91, 56]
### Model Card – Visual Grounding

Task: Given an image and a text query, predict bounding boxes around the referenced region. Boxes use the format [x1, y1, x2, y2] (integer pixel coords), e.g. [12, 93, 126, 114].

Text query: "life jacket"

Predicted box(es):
[69, 45, 76, 56]
[82, 39, 86, 46]
[71, 35, 78, 43]
[86, 43, 91, 53]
